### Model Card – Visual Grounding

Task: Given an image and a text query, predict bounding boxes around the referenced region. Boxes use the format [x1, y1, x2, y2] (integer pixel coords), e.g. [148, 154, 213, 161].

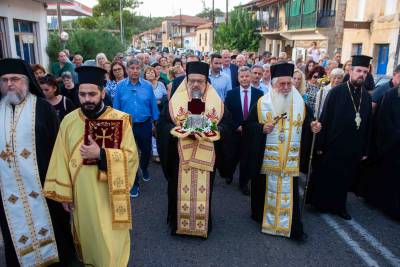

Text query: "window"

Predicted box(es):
[352, 43, 363, 55]
[199, 33, 201, 46]
[186, 26, 190, 33]
[13, 19, 38, 64]
[0, 17, 7, 59]
[205, 33, 208, 46]
[357, 0, 366, 21]
[385, 0, 397, 15]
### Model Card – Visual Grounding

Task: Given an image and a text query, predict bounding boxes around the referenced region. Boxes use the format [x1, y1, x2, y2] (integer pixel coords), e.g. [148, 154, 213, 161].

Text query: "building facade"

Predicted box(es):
[341, 0, 400, 75]
[243, 0, 346, 61]
[133, 27, 162, 49]
[196, 22, 213, 53]
[161, 15, 209, 50]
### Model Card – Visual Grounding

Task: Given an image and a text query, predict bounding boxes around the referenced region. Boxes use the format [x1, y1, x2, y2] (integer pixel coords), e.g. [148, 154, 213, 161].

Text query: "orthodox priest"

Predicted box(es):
[0, 58, 74, 266]
[243, 62, 320, 241]
[44, 66, 139, 267]
[306, 55, 373, 220]
[362, 87, 400, 219]
[157, 62, 233, 238]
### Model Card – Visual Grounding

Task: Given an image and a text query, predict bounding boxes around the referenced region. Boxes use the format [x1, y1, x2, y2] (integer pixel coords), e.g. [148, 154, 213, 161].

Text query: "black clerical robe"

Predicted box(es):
[242, 100, 313, 240]
[0, 96, 75, 266]
[307, 82, 372, 213]
[156, 104, 234, 236]
[362, 88, 400, 219]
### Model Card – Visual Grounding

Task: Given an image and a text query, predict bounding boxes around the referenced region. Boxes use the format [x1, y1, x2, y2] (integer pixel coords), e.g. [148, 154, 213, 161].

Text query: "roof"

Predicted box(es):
[46, 1, 92, 16]
[164, 15, 209, 26]
[240, 0, 280, 8]
[197, 22, 213, 30]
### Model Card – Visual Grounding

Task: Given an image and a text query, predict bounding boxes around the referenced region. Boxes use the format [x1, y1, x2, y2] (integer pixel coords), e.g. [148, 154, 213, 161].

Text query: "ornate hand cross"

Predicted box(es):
[95, 128, 113, 148]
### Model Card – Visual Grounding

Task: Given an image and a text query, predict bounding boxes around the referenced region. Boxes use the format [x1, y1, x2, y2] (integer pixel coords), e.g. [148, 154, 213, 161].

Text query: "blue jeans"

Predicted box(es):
[132, 119, 152, 187]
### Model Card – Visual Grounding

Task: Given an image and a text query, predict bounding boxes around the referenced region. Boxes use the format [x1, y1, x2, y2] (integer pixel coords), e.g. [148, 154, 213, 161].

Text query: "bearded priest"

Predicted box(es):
[44, 66, 139, 267]
[157, 61, 233, 238]
[243, 62, 321, 241]
[0, 58, 75, 266]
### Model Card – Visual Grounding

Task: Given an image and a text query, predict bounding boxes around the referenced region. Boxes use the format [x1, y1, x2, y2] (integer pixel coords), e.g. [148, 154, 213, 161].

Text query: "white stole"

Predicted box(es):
[0, 93, 59, 266]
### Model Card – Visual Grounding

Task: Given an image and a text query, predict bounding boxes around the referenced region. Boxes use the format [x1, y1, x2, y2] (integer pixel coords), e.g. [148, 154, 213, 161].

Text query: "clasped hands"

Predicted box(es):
[262, 120, 322, 134]
[80, 135, 100, 160]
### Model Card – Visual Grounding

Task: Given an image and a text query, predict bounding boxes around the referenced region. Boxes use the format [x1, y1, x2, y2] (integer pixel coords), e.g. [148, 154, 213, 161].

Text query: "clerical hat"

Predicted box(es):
[270, 62, 295, 79]
[186, 62, 209, 78]
[351, 55, 372, 68]
[0, 58, 44, 97]
[75, 66, 107, 87]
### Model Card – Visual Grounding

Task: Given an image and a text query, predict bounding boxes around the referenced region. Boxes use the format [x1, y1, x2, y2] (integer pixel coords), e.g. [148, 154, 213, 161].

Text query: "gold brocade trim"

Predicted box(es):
[265, 145, 278, 151]
[19, 238, 55, 256]
[44, 191, 73, 203]
[289, 146, 300, 153]
[105, 148, 132, 229]
[45, 179, 72, 188]
[264, 155, 280, 161]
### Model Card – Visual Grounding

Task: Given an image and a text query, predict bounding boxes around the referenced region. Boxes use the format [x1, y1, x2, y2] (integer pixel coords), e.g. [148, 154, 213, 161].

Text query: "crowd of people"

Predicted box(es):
[0, 40, 399, 266]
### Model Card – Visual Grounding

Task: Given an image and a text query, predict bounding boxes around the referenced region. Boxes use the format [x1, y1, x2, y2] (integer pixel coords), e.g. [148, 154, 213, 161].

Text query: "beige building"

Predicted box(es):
[132, 27, 162, 49]
[161, 15, 209, 50]
[341, 0, 400, 75]
[196, 22, 213, 53]
[242, 0, 346, 61]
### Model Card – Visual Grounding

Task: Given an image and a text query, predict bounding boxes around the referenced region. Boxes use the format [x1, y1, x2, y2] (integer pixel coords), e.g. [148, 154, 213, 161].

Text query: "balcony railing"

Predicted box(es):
[317, 10, 336, 28]
[258, 17, 280, 32]
[288, 9, 335, 30]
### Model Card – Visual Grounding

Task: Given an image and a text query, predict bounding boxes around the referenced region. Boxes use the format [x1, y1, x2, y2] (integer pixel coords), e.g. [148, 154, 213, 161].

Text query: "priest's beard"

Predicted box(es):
[270, 88, 292, 116]
[190, 87, 204, 99]
[81, 100, 105, 119]
[0, 85, 28, 105]
[350, 77, 365, 88]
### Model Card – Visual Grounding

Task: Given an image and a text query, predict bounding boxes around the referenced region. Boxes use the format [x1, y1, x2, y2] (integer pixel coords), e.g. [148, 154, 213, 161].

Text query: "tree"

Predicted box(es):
[214, 8, 261, 52]
[92, 0, 142, 17]
[196, 8, 224, 21]
[46, 30, 124, 67]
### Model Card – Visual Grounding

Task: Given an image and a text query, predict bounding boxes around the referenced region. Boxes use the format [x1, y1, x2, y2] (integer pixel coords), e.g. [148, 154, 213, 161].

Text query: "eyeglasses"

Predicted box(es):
[113, 68, 123, 72]
[0, 76, 23, 84]
[188, 79, 206, 85]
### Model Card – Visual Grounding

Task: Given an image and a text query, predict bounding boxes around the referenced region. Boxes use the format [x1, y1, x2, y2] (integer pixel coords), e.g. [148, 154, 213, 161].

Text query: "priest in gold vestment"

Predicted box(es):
[157, 62, 233, 238]
[243, 63, 321, 241]
[44, 66, 139, 266]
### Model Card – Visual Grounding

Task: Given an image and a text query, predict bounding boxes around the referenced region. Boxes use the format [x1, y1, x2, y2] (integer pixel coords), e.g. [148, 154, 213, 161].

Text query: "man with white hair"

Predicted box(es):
[221, 50, 239, 88]
[235, 54, 247, 68]
[0, 58, 74, 265]
[243, 62, 321, 241]
[260, 63, 272, 94]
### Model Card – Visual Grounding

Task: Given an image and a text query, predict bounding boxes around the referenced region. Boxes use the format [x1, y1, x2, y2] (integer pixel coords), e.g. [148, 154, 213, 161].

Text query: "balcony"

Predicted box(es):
[288, 9, 335, 30]
[317, 10, 336, 28]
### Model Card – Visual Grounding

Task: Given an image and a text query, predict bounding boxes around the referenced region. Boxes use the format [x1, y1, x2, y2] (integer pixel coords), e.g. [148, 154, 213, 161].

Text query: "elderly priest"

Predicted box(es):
[243, 62, 321, 241]
[44, 66, 139, 267]
[157, 62, 233, 238]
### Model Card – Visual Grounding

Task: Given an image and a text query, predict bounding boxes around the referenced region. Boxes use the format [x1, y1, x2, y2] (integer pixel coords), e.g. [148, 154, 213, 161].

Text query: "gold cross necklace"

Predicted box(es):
[346, 81, 363, 130]
[2, 99, 27, 168]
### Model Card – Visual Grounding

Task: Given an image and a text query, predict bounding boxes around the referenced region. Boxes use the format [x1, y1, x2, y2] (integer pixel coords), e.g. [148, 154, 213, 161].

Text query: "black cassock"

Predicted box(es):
[0, 97, 76, 266]
[156, 104, 234, 236]
[242, 103, 313, 240]
[306, 82, 372, 213]
[361, 88, 400, 219]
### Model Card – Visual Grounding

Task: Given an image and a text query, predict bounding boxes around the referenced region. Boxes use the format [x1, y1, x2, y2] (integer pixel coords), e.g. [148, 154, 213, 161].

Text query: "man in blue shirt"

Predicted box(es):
[113, 59, 159, 197]
[209, 53, 232, 100]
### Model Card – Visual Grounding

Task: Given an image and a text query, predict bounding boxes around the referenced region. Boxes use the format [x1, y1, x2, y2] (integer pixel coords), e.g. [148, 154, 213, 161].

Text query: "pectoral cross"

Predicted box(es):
[0, 143, 14, 168]
[293, 113, 302, 134]
[95, 128, 113, 148]
[273, 112, 287, 125]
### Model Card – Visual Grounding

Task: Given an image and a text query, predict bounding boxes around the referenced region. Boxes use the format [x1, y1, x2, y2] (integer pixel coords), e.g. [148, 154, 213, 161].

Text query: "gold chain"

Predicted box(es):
[346, 81, 362, 114]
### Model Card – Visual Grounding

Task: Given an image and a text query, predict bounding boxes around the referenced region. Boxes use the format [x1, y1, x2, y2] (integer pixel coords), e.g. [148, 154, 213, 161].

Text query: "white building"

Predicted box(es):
[0, 0, 69, 67]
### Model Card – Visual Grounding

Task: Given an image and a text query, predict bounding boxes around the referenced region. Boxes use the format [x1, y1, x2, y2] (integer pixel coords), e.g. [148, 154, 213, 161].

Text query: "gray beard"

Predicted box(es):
[270, 89, 292, 115]
[191, 89, 203, 99]
[1, 89, 28, 105]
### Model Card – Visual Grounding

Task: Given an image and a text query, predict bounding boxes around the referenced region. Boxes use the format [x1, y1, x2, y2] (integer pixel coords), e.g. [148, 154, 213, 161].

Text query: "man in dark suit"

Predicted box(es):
[221, 50, 239, 89]
[225, 66, 264, 195]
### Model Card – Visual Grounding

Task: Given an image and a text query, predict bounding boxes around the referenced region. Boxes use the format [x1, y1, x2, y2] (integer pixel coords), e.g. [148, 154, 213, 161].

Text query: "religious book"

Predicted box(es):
[83, 119, 123, 165]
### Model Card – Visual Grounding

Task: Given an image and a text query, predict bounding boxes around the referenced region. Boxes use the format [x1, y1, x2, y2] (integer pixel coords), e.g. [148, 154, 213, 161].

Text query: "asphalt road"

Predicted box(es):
[1, 162, 399, 267]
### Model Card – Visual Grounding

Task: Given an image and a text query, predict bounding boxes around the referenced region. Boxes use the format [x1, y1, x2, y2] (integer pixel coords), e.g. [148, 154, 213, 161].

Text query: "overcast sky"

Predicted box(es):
[77, 0, 245, 17]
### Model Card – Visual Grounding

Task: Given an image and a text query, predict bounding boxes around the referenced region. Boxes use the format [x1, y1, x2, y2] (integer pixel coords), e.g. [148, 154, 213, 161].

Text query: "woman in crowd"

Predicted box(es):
[158, 56, 171, 85]
[343, 60, 352, 75]
[315, 68, 345, 117]
[105, 61, 127, 101]
[293, 68, 306, 98]
[143, 66, 167, 162]
[96, 52, 109, 69]
[39, 74, 75, 121]
[304, 59, 316, 80]
[31, 64, 47, 81]
[168, 58, 185, 81]
[104, 61, 112, 80]
[304, 65, 326, 113]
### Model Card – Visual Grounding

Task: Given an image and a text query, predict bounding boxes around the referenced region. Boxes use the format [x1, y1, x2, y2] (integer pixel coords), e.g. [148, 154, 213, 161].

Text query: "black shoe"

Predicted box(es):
[338, 211, 352, 220]
[225, 177, 233, 185]
[240, 185, 250, 196]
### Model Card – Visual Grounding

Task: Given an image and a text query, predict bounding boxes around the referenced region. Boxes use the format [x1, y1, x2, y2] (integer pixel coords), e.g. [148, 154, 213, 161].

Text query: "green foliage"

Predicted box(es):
[196, 8, 224, 20]
[92, 0, 142, 17]
[46, 30, 124, 66]
[214, 8, 261, 52]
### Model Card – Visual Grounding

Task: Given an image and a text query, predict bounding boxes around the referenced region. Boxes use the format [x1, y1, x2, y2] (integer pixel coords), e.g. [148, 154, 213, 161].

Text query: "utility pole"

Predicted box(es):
[120, 0, 124, 44]
[180, 9, 183, 48]
[225, 0, 229, 24]
[212, 0, 215, 50]
[56, 3, 65, 49]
